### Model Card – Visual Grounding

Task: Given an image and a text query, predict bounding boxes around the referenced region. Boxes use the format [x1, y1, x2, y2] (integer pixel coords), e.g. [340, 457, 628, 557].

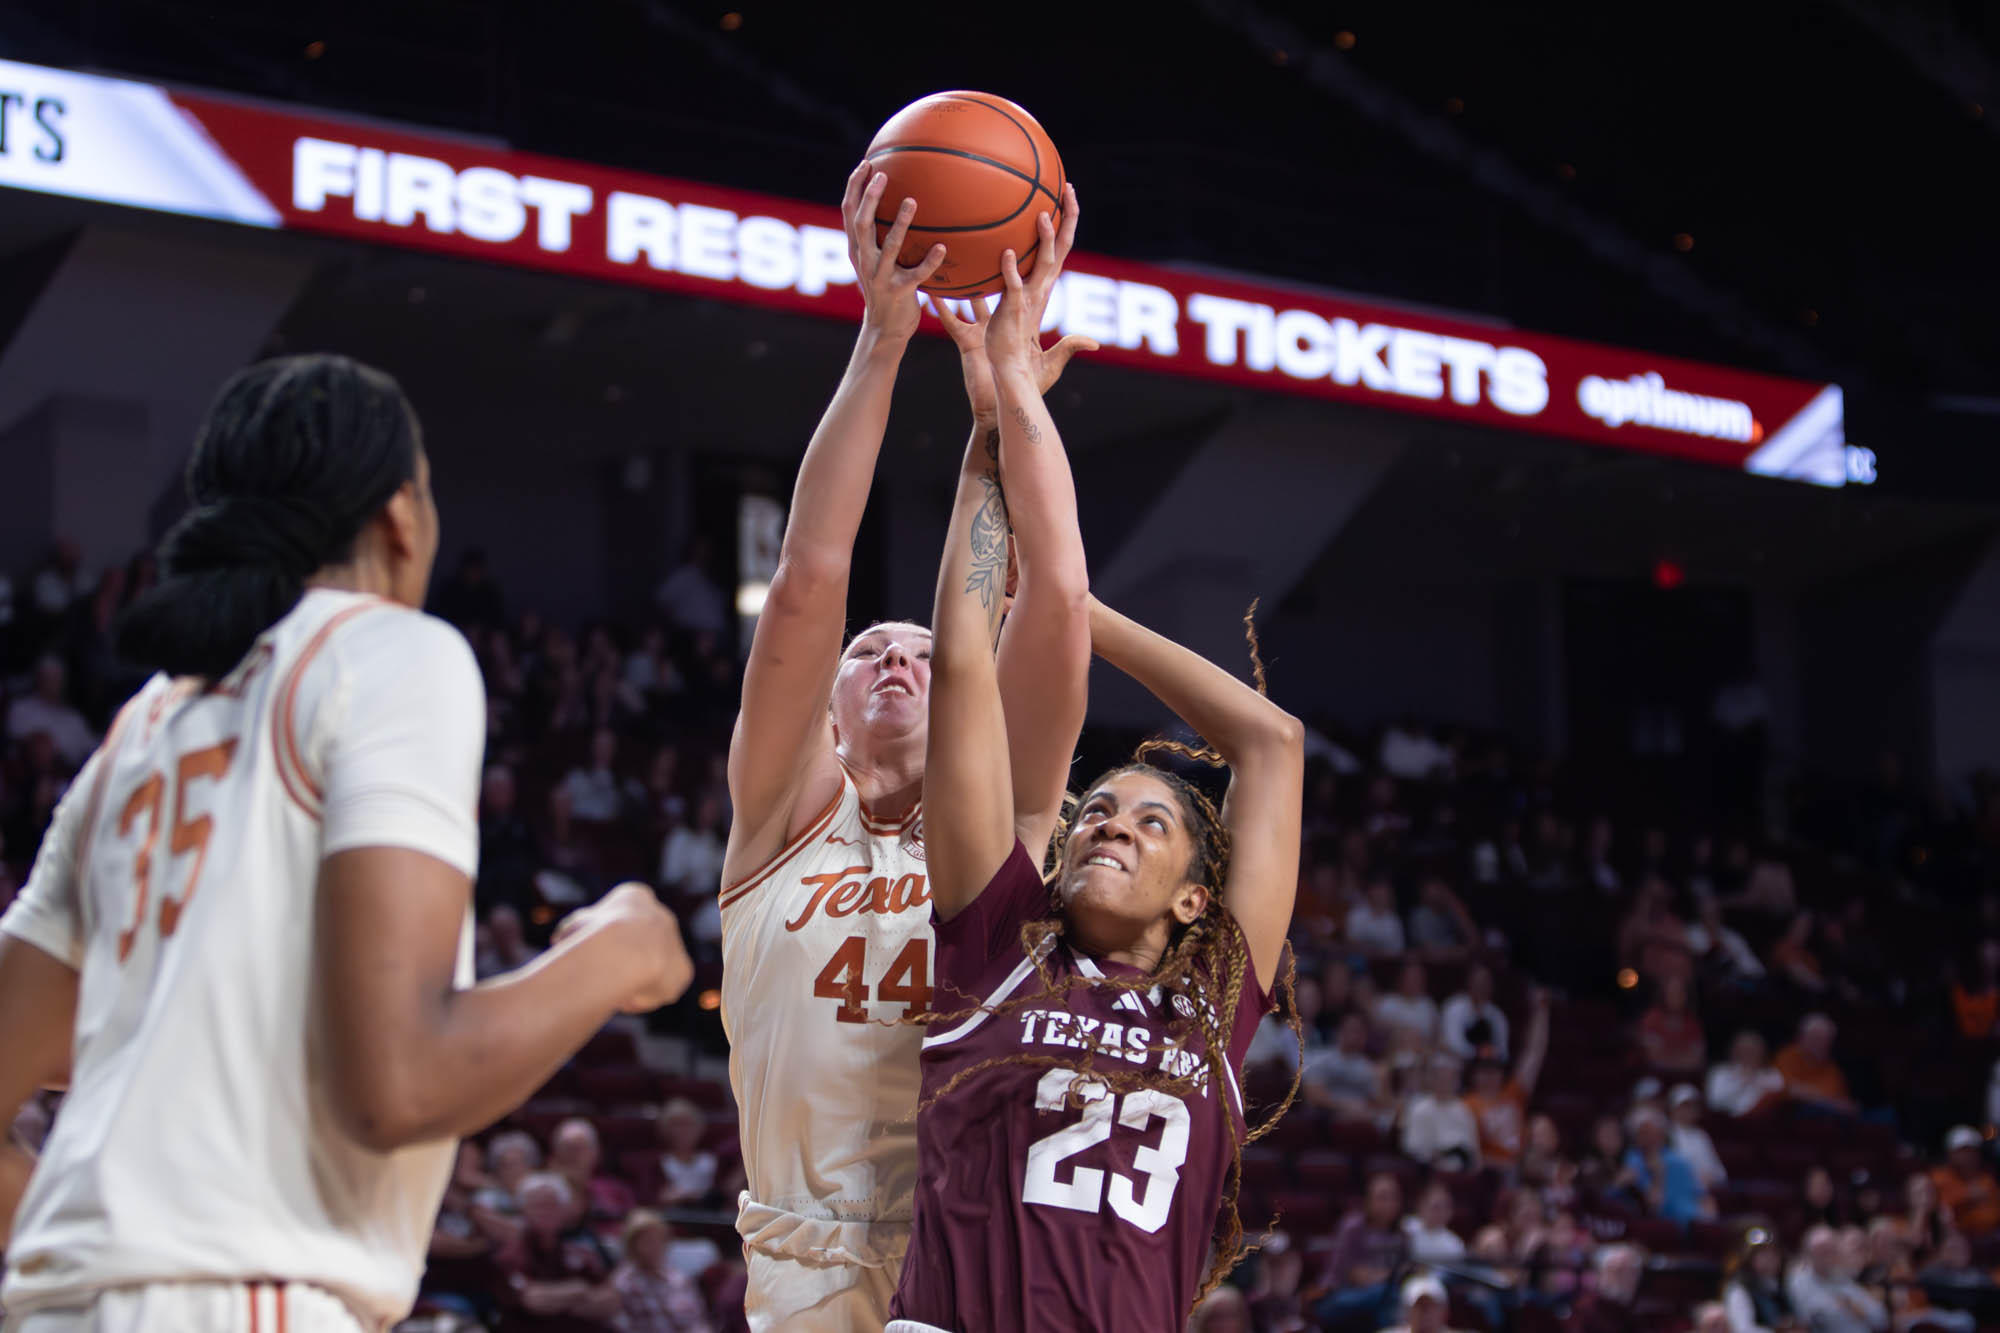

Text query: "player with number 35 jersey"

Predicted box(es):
[0, 355, 691, 1333]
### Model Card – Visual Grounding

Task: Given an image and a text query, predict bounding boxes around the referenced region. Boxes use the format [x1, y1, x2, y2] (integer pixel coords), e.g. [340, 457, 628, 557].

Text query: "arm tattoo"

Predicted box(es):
[985, 426, 1000, 464]
[1009, 403, 1043, 444]
[963, 474, 1010, 631]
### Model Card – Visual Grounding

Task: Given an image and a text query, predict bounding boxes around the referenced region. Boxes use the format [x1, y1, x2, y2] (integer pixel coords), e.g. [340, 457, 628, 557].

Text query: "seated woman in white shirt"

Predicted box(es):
[654, 1098, 722, 1211]
[1401, 1054, 1482, 1170]
[1403, 1182, 1469, 1264]
[1376, 958, 1441, 1046]
[1347, 878, 1407, 956]
[1706, 1030, 1787, 1117]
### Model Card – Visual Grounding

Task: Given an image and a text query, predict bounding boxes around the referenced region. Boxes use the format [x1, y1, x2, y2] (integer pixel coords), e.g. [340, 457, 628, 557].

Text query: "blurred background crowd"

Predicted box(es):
[10, 540, 2000, 1333]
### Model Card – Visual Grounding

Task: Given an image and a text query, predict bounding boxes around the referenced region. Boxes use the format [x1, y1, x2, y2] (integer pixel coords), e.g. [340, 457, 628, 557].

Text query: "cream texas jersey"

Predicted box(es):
[0, 589, 485, 1328]
[721, 767, 935, 1270]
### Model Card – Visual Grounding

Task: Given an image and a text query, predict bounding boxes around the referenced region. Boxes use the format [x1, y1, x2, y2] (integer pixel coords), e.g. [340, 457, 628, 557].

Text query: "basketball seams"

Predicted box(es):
[866, 91, 1063, 295]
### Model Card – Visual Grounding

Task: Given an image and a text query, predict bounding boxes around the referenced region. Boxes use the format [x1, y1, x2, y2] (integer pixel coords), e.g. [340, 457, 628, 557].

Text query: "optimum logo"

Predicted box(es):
[1578, 372, 1760, 443]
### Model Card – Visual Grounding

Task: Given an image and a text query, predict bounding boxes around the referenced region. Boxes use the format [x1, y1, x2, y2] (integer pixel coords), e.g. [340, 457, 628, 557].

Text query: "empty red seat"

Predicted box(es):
[577, 1029, 639, 1066]
[597, 1112, 656, 1151]
[575, 1065, 659, 1106]
[1294, 1149, 1351, 1195]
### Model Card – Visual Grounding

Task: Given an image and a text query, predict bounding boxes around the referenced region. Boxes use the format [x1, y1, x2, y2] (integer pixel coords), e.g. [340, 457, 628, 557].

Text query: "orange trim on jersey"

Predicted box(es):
[719, 789, 843, 911]
[67, 694, 141, 904]
[270, 600, 389, 818]
[275, 1282, 288, 1333]
[247, 1285, 260, 1333]
[836, 754, 921, 835]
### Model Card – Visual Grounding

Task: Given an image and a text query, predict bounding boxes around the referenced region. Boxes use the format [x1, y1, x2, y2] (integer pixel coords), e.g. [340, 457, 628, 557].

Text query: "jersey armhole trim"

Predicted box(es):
[271, 600, 391, 820]
[719, 788, 844, 911]
[66, 694, 141, 901]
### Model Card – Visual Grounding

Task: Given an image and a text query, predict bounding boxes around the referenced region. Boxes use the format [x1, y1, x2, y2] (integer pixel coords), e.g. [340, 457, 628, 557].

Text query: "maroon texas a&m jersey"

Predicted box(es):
[889, 841, 1271, 1332]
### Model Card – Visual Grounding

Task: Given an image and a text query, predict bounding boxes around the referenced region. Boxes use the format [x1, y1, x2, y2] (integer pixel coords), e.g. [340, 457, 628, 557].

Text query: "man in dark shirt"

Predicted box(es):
[1313, 1172, 1407, 1329]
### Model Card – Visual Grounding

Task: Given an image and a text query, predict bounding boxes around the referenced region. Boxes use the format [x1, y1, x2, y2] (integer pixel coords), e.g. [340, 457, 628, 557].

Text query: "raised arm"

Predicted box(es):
[936, 187, 1098, 862]
[1086, 599, 1305, 988]
[724, 165, 946, 879]
[922, 433, 1019, 921]
[1515, 987, 1551, 1095]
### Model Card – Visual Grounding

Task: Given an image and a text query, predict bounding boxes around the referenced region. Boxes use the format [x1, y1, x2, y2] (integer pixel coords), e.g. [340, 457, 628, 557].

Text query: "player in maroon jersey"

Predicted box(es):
[886, 242, 1306, 1333]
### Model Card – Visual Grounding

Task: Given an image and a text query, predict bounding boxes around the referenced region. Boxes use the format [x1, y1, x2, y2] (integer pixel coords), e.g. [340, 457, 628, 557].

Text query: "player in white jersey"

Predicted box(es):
[0, 354, 692, 1333]
[720, 170, 1096, 1330]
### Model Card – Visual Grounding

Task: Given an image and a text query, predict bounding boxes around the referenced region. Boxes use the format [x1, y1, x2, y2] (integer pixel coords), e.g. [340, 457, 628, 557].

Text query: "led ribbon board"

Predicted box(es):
[0, 56, 1867, 486]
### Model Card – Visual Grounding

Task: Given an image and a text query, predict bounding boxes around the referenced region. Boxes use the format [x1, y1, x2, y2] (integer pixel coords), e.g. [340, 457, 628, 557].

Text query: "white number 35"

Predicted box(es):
[1021, 1068, 1190, 1234]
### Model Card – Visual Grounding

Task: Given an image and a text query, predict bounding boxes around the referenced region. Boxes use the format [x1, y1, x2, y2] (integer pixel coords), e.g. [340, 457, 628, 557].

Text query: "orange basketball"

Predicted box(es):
[865, 91, 1064, 298]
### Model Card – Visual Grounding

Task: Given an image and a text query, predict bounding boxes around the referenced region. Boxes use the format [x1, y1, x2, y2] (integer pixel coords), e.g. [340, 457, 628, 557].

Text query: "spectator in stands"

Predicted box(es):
[656, 1098, 721, 1210]
[1787, 1225, 1888, 1333]
[1380, 1273, 1461, 1333]
[1770, 912, 1828, 994]
[1802, 1167, 1859, 1233]
[1949, 942, 2000, 1040]
[1402, 1054, 1482, 1169]
[1580, 1115, 1637, 1199]
[1722, 1230, 1794, 1333]
[475, 1130, 543, 1221]
[1187, 1284, 1252, 1333]
[1314, 1172, 1409, 1329]
[477, 765, 543, 922]
[434, 546, 508, 632]
[1777, 1014, 1858, 1117]
[1304, 1012, 1390, 1123]
[1625, 1105, 1712, 1223]
[1860, 1216, 1972, 1333]
[1440, 964, 1510, 1061]
[1381, 717, 1451, 781]
[561, 726, 630, 825]
[1688, 898, 1765, 988]
[5, 654, 95, 765]
[1582, 816, 1621, 894]
[611, 1210, 714, 1333]
[1669, 1085, 1727, 1191]
[425, 1163, 505, 1325]
[1404, 1182, 1469, 1265]
[536, 788, 601, 906]
[1618, 876, 1693, 986]
[1693, 1303, 1733, 1333]
[1409, 875, 1478, 957]
[1638, 977, 1708, 1075]
[660, 794, 728, 961]
[1249, 978, 1314, 1074]
[1465, 987, 1550, 1169]
[1377, 959, 1441, 1048]
[623, 625, 683, 703]
[1931, 1127, 2000, 1240]
[654, 537, 728, 640]
[1916, 1232, 1996, 1308]
[550, 1118, 636, 1228]
[1520, 1114, 1581, 1207]
[1709, 1030, 1787, 1118]
[496, 1172, 620, 1331]
[1247, 1230, 1310, 1333]
[1565, 1244, 1644, 1333]
[1904, 1174, 1955, 1266]
[1530, 1209, 1595, 1301]
[1348, 877, 1408, 956]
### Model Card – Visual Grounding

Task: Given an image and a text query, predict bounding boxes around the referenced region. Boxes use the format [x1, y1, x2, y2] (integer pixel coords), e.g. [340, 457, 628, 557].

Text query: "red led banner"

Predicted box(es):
[0, 56, 1866, 485]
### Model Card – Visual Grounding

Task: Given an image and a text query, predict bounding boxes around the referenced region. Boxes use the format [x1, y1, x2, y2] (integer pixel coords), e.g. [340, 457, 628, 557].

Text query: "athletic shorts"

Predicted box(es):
[3, 1281, 370, 1333]
[745, 1248, 898, 1333]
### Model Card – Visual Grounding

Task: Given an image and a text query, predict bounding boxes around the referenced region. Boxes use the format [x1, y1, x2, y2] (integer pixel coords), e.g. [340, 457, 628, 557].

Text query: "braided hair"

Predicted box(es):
[917, 602, 1302, 1306]
[116, 354, 421, 680]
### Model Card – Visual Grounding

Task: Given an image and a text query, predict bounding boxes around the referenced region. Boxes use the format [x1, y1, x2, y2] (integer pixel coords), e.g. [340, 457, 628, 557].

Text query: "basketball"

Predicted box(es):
[865, 91, 1065, 298]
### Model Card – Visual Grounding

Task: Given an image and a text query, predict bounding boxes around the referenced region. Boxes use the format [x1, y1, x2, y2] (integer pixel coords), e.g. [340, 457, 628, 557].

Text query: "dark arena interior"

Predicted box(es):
[2, 3, 2000, 1331]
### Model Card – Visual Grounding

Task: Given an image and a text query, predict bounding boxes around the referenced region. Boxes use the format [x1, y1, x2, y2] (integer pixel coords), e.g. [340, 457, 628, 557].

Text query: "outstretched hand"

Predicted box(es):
[931, 183, 1096, 422]
[843, 162, 947, 343]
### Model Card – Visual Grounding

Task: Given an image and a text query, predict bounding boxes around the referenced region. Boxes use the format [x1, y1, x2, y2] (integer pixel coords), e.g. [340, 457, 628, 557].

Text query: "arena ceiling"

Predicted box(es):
[1, 0, 1994, 512]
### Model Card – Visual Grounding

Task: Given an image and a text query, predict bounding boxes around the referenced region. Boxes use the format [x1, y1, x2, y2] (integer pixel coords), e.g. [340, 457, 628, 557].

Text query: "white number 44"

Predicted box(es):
[1021, 1068, 1190, 1234]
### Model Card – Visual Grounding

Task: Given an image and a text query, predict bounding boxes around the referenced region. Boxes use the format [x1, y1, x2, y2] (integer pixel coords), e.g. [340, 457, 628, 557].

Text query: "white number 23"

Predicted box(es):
[1021, 1068, 1190, 1234]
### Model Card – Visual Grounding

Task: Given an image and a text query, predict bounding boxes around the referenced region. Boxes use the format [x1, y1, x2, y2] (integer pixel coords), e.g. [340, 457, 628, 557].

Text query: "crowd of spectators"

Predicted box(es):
[11, 541, 2000, 1332]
